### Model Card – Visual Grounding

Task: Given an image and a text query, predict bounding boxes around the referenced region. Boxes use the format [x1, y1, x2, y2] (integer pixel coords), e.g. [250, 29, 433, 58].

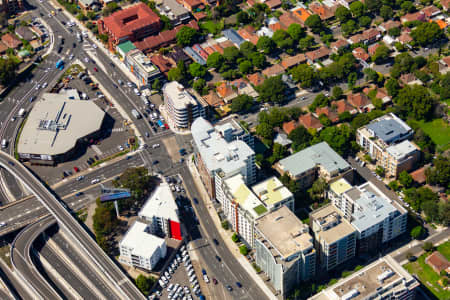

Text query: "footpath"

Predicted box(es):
[186, 159, 277, 300]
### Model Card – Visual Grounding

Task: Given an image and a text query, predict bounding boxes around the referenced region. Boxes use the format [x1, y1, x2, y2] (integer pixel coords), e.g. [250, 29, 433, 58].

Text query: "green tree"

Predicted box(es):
[249, 52, 266, 69]
[398, 170, 413, 188]
[268, 143, 288, 164]
[290, 64, 317, 88]
[425, 156, 450, 188]
[230, 94, 253, 113]
[136, 275, 153, 296]
[240, 41, 256, 58]
[335, 5, 351, 23]
[359, 16, 372, 28]
[255, 122, 274, 140]
[256, 76, 286, 103]
[309, 178, 329, 200]
[422, 201, 439, 222]
[388, 27, 401, 37]
[272, 29, 294, 50]
[316, 124, 355, 156]
[395, 85, 435, 120]
[287, 23, 305, 41]
[365, 0, 382, 13]
[168, 67, 183, 82]
[372, 44, 390, 64]
[176, 26, 197, 46]
[375, 166, 385, 177]
[332, 86, 343, 99]
[348, 72, 358, 89]
[388, 180, 400, 191]
[351, 113, 370, 129]
[93, 199, 118, 237]
[411, 22, 444, 46]
[221, 220, 230, 230]
[98, 34, 109, 43]
[288, 125, 312, 152]
[237, 11, 251, 24]
[231, 233, 239, 242]
[256, 36, 275, 54]
[385, 78, 400, 97]
[401, 1, 415, 13]
[102, 2, 119, 16]
[207, 52, 225, 69]
[305, 14, 324, 34]
[380, 5, 393, 20]
[239, 60, 253, 74]
[193, 78, 207, 94]
[404, 187, 439, 212]
[298, 35, 316, 51]
[342, 19, 358, 36]
[239, 245, 248, 255]
[223, 46, 241, 64]
[189, 62, 207, 78]
[410, 226, 425, 239]
[114, 167, 158, 208]
[0, 58, 17, 85]
[350, 1, 365, 17]
[319, 114, 332, 126]
[152, 78, 162, 91]
[339, 111, 352, 122]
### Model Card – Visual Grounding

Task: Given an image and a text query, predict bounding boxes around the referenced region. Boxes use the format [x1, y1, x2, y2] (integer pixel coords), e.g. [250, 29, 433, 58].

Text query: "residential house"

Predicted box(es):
[347, 92, 371, 112]
[78, 0, 101, 12]
[265, 0, 282, 9]
[29, 39, 43, 52]
[425, 251, 450, 274]
[166, 46, 191, 65]
[434, 19, 448, 30]
[363, 86, 392, 104]
[279, 11, 300, 28]
[421, 5, 441, 18]
[231, 78, 258, 98]
[309, 1, 337, 20]
[150, 54, 173, 75]
[176, 0, 203, 12]
[400, 11, 426, 23]
[238, 26, 259, 45]
[156, 0, 191, 26]
[256, 26, 274, 38]
[299, 113, 323, 130]
[275, 142, 352, 189]
[273, 133, 292, 147]
[305, 46, 331, 63]
[315, 106, 339, 123]
[247, 72, 265, 87]
[282, 120, 298, 135]
[291, 8, 311, 25]
[30, 26, 45, 41]
[216, 82, 238, 103]
[1, 0, 23, 14]
[262, 64, 285, 77]
[281, 53, 306, 69]
[203, 91, 224, 108]
[378, 20, 401, 32]
[352, 47, 370, 61]
[442, 0, 450, 11]
[410, 166, 427, 184]
[223, 29, 245, 47]
[193, 11, 207, 21]
[355, 113, 420, 177]
[15, 26, 35, 42]
[399, 73, 423, 86]
[1, 33, 22, 49]
[0, 42, 8, 54]
[331, 99, 357, 115]
[368, 43, 381, 57]
[398, 31, 413, 44]
[438, 56, 450, 74]
[330, 39, 349, 53]
[348, 28, 382, 45]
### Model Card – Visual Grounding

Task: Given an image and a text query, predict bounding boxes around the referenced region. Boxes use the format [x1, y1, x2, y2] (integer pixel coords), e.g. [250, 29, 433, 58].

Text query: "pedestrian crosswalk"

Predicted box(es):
[112, 128, 125, 132]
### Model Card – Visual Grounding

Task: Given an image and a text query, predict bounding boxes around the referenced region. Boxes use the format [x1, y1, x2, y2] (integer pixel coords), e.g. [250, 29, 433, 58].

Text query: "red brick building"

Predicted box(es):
[98, 3, 162, 50]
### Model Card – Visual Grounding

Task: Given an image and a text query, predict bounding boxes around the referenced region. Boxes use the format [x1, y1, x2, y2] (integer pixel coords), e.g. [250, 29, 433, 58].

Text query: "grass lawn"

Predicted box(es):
[437, 241, 450, 260]
[200, 20, 223, 35]
[417, 119, 450, 151]
[404, 252, 450, 300]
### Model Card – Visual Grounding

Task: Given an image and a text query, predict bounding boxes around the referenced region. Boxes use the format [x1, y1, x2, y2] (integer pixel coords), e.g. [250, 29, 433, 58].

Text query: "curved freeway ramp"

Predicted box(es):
[0, 152, 144, 300]
[10, 216, 61, 300]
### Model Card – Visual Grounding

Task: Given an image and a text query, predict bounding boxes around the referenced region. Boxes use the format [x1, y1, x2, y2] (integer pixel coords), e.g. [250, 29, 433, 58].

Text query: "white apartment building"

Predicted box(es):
[191, 117, 256, 202]
[356, 113, 419, 177]
[309, 255, 419, 300]
[218, 175, 294, 248]
[163, 81, 206, 129]
[119, 221, 167, 271]
[310, 204, 357, 271]
[138, 181, 182, 240]
[328, 178, 408, 253]
[255, 206, 316, 297]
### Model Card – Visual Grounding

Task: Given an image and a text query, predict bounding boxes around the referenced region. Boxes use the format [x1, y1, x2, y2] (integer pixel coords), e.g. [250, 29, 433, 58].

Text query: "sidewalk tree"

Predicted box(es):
[239, 245, 248, 255]
[231, 233, 239, 243]
[375, 166, 385, 177]
[410, 226, 425, 239]
[230, 94, 253, 113]
[290, 64, 316, 88]
[422, 242, 434, 252]
[256, 76, 286, 103]
[221, 220, 230, 230]
[388, 180, 400, 191]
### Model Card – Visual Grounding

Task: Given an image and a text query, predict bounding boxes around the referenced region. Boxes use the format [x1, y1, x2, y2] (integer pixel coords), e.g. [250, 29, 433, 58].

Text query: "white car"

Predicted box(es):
[84, 57, 89, 63]
[91, 178, 100, 184]
[76, 175, 84, 181]
[0, 222, 6, 227]
[203, 275, 209, 283]
[92, 43, 97, 49]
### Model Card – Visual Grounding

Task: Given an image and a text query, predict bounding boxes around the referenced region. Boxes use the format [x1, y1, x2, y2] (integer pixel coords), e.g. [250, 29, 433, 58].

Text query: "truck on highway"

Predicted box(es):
[56, 59, 64, 70]
[131, 109, 141, 119]
[18, 108, 26, 117]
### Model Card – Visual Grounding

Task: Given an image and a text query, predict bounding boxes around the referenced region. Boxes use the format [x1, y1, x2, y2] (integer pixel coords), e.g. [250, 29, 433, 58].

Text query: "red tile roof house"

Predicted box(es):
[279, 11, 302, 28]
[368, 43, 382, 56]
[291, 8, 311, 26]
[238, 26, 259, 45]
[398, 31, 413, 44]
[247, 72, 265, 87]
[421, 5, 441, 18]
[281, 53, 306, 69]
[330, 39, 349, 53]
[1, 33, 22, 49]
[305, 46, 331, 64]
[298, 113, 323, 130]
[331, 99, 357, 115]
[442, 0, 450, 11]
[401, 11, 426, 23]
[150, 54, 173, 75]
[438, 56, 450, 74]
[266, 0, 282, 9]
[309, 1, 337, 20]
[425, 251, 450, 274]
[363, 86, 392, 104]
[176, 0, 204, 11]
[315, 106, 339, 123]
[98, 3, 162, 51]
[352, 47, 370, 61]
[203, 91, 225, 108]
[399, 73, 423, 86]
[262, 64, 285, 77]
[347, 92, 372, 112]
[282, 120, 298, 135]
[216, 81, 238, 103]
[0, 42, 8, 55]
[378, 20, 401, 32]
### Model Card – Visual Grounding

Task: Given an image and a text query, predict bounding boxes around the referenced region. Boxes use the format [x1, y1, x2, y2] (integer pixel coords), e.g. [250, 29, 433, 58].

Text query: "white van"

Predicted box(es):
[18, 108, 26, 117]
[152, 144, 160, 149]
[1, 139, 8, 149]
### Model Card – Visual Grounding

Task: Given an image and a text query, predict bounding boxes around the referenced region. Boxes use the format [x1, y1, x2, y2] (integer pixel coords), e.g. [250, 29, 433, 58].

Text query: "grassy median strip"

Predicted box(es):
[14, 117, 27, 160]
[91, 149, 129, 167]
[0, 245, 11, 268]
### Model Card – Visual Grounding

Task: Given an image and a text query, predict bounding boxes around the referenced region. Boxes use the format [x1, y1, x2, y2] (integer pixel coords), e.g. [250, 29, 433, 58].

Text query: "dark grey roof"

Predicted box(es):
[222, 29, 245, 47]
[183, 47, 206, 65]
